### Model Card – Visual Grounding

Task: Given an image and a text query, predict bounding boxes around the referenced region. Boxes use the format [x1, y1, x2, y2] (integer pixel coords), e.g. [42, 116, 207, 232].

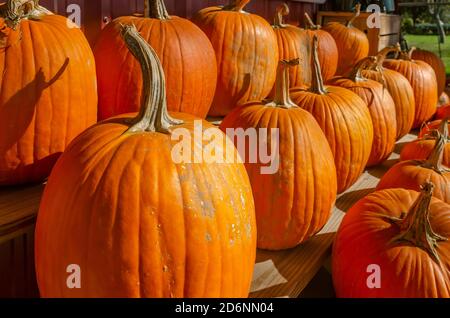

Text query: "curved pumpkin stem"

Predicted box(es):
[347, 57, 377, 82]
[145, 0, 170, 20]
[265, 58, 299, 109]
[1, 0, 51, 29]
[374, 45, 401, 70]
[273, 3, 289, 29]
[390, 182, 447, 264]
[121, 24, 183, 134]
[310, 35, 328, 95]
[304, 12, 320, 30]
[346, 3, 361, 28]
[398, 47, 416, 61]
[422, 119, 449, 173]
[223, 0, 251, 12]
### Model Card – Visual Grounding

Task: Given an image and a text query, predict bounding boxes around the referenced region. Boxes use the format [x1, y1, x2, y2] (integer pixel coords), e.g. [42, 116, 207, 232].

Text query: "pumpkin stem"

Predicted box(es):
[398, 47, 416, 61]
[310, 35, 328, 95]
[223, 0, 251, 12]
[265, 59, 299, 109]
[422, 119, 449, 173]
[304, 12, 320, 30]
[1, 0, 51, 29]
[374, 45, 401, 70]
[347, 56, 377, 82]
[145, 0, 170, 20]
[390, 182, 447, 264]
[273, 3, 289, 29]
[120, 24, 183, 134]
[346, 3, 361, 28]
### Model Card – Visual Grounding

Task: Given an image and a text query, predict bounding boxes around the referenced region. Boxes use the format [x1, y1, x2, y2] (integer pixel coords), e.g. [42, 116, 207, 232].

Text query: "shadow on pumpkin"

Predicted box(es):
[335, 187, 376, 212]
[367, 158, 399, 179]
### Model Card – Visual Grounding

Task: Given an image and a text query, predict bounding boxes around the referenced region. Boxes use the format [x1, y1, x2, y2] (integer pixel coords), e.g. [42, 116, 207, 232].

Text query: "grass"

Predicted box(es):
[404, 34, 450, 75]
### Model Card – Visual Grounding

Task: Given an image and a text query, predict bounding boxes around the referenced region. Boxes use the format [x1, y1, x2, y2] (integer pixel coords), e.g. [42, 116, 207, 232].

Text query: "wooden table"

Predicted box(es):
[0, 134, 416, 298]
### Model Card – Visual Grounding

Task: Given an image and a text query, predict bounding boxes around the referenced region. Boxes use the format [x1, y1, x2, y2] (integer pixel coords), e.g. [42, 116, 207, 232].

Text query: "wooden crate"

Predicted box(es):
[317, 11, 401, 56]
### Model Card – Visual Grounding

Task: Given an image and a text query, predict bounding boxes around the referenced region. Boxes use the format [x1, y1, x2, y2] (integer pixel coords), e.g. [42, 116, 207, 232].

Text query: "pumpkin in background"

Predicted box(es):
[436, 104, 450, 120]
[270, 4, 311, 91]
[333, 183, 450, 297]
[303, 13, 338, 82]
[322, 4, 369, 76]
[401, 119, 450, 167]
[439, 92, 450, 107]
[384, 47, 438, 128]
[291, 36, 373, 193]
[0, 0, 97, 186]
[329, 57, 397, 167]
[377, 128, 450, 203]
[411, 48, 446, 96]
[36, 25, 256, 298]
[94, 0, 217, 120]
[420, 119, 450, 138]
[362, 46, 415, 140]
[193, 0, 278, 117]
[220, 58, 337, 250]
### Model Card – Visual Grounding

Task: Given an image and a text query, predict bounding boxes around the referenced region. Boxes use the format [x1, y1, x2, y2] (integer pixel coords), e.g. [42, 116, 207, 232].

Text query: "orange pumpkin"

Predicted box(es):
[329, 57, 397, 167]
[401, 119, 450, 167]
[420, 119, 450, 138]
[270, 4, 311, 90]
[322, 4, 369, 76]
[193, 0, 278, 117]
[220, 58, 337, 250]
[437, 104, 450, 120]
[411, 48, 447, 96]
[333, 183, 450, 297]
[0, 0, 97, 186]
[362, 46, 415, 139]
[303, 13, 338, 82]
[95, 0, 217, 120]
[378, 128, 450, 203]
[35, 25, 256, 298]
[290, 36, 373, 193]
[384, 47, 438, 128]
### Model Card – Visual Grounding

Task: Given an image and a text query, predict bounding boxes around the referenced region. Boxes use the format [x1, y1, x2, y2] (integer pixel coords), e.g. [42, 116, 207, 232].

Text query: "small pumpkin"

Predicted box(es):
[329, 57, 397, 167]
[0, 0, 97, 186]
[333, 183, 450, 298]
[322, 4, 369, 76]
[378, 128, 450, 203]
[193, 0, 278, 117]
[384, 47, 438, 128]
[95, 0, 217, 120]
[290, 36, 373, 193]
[436, 104, 450, 120]
[35, 25, 256, 298]
[420, 119, 450, 138]
[401, 119, 450, 167]
[303, 13, 338, 82]
[411, 48, 447, 96]
[362, 46, 415, 139]
[220, 58, 337, 250]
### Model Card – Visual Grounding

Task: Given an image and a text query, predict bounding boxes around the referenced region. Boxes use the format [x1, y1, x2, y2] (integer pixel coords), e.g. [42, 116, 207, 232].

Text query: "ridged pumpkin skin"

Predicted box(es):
[329, 58, 397, 167]
[95, 1, 217, 120]
[35, 26, 256, 298]
[401, 140, 450, 167]
[221, 59, 337, 250]
[193, 1, 278, 117]
[384, 54, 438, 128]
[333, 187, 450, 298]
[412, 49, 447, 96]
[0, 2, 97, 186]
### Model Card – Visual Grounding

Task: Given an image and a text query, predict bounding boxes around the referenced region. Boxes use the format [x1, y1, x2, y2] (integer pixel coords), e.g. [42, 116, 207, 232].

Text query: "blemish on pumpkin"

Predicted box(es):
[205, 233, 212, 242]
[163, 265, 169, 272]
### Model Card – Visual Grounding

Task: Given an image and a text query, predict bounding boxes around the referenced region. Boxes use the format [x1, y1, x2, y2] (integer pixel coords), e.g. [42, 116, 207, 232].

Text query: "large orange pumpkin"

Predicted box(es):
[401, 119, 450, 167]
[322, 4, 369, 76]
[333, 183, 450, 298]
[411, 48, 447, 96]
[329, 57, 397, 167]
[270, 4, 310, 91]
[94, 0, 217, 120]
[303, 13, 338, 82]
[35, 25, 256, 298]
[378, 129, 450, 203]
[0, 0, 97, 186]
[384, 48, 438, 128]
[290, 36, 373, 193]
[362, 46, 415, 139]
[220, 58, 337, 250]
[193, 0, 278, 117]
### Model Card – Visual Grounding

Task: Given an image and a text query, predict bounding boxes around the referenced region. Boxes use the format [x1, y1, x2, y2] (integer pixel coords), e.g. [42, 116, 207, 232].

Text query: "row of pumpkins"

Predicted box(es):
[1, 0, 449, 297]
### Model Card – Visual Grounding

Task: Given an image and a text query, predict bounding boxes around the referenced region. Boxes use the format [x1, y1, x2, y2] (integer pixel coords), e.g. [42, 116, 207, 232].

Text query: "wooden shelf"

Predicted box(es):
[0, 134, 417, 298]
